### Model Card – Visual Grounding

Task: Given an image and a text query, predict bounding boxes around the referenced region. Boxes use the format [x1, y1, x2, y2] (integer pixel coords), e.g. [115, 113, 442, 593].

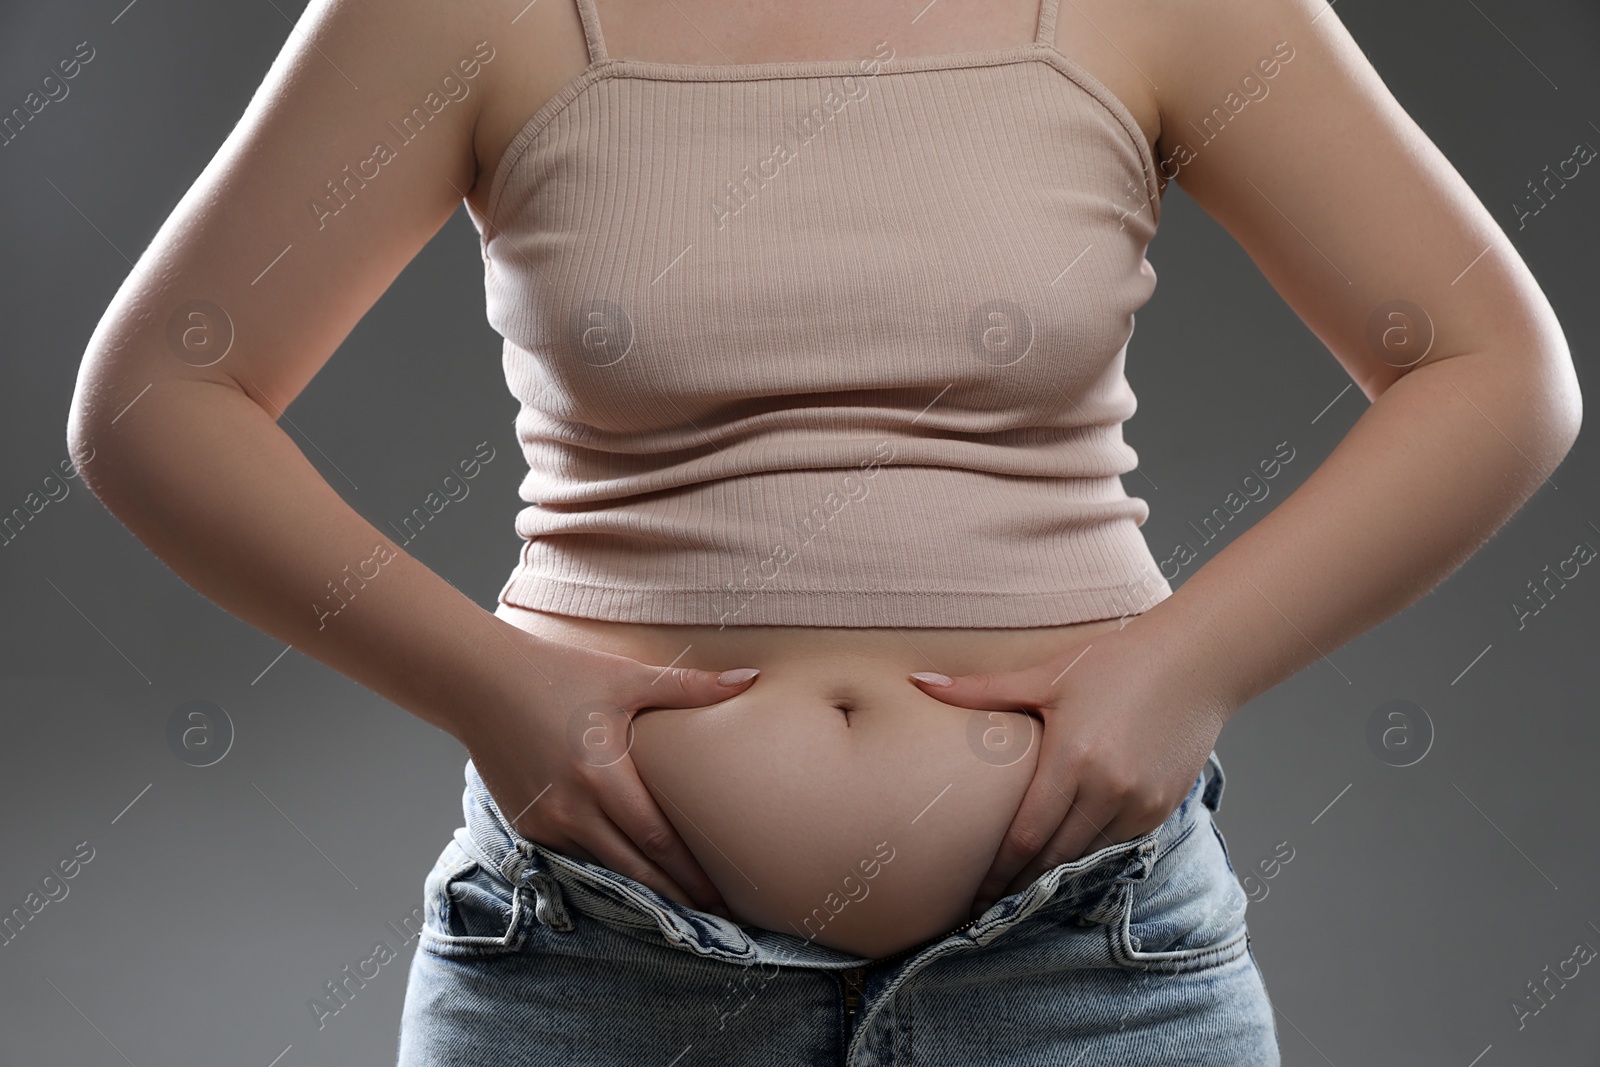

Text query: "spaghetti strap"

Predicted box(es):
[1035, 0, 1061, 47]
[574, 0, 608, 63]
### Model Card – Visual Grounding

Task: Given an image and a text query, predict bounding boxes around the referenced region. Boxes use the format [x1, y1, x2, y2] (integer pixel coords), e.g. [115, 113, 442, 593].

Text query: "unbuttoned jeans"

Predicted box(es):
[396, 751, 1280, 1065]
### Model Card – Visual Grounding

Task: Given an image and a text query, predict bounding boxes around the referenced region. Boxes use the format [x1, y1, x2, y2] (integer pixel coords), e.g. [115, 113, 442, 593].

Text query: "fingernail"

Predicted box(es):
[909, 671, 953, 687]
[717, 667, 760, 686]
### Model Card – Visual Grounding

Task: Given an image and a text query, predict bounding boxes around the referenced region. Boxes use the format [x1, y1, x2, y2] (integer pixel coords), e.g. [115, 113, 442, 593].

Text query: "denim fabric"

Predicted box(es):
[396, 751, 1279, 1065]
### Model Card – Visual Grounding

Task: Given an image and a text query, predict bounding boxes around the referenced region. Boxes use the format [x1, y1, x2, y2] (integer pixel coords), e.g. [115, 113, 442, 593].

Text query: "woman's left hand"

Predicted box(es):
[908, 624, 1233, 919]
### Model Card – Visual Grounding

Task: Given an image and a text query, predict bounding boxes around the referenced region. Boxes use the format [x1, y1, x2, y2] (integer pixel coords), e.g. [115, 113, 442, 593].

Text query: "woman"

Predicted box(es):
[66, 0, 1580, 1062]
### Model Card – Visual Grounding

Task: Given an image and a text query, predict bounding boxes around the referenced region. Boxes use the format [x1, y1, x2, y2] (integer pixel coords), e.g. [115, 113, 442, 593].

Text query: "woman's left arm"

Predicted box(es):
[914, 0, 1583, 915]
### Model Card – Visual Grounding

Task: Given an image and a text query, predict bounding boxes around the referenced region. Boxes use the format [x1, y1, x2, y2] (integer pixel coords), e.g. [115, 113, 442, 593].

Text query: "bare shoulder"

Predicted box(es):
[462, 0, 595, 219]
[305, 0, 508, 131]
[1046, 0, 1170, 171]
[318, 0, 544, 209]
[73, 0, 527, 426]
[1060, 0, 1570, 401]
[1050, 0, 1307, 192]
[1127, 0, 1312, 177]
[285, 0, 589, 217]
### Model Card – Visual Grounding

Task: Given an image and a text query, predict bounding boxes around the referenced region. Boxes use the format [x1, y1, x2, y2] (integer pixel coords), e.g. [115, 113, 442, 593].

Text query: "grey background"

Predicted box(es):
[1, 1, 1596, 1064]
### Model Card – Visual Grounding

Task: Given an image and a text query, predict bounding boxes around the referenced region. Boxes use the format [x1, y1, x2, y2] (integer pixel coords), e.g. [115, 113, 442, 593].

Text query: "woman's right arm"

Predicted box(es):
[64, 0, 754, 914]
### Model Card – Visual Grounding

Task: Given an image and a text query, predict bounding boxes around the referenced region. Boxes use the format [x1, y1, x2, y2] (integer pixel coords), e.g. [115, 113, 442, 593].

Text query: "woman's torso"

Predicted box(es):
[472, 0, 1168, 959]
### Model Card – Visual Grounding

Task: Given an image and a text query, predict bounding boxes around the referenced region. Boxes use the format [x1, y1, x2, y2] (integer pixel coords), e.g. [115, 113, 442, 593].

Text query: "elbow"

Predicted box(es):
[65, 336, 151, 494]
[1554, 387, 1582, 459]
[1525, 301, 1582, 450]
[64, 371, 121, 494]
[66, 338, 103, 457]
[62, 430, 111, 517]
[1540, 337, 1583, 459]
[64, 397, 103, 493]
[1486, 313, 1582, 465]
[65, 403, 97, 465]
[1523, 345, 1583, 482]
[1410, 336, 1583, 478]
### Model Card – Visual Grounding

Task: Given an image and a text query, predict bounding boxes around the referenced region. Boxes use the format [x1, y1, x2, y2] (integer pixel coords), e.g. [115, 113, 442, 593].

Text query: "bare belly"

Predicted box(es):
[493, 602, 1130, 959]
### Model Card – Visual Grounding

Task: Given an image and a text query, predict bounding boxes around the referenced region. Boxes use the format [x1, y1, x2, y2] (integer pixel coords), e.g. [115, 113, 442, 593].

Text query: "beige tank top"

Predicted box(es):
[465, 0, 1173, 628]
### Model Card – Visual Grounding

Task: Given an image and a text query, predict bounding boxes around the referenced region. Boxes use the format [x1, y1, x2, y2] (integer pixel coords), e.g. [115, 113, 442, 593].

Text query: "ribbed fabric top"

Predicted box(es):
[463, 0, 1174, 628]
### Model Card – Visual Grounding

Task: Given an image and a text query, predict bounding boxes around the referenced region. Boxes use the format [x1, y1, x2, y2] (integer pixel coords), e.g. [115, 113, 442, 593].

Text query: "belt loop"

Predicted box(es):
[1078, 842, 1156, 927]
[1201, 750, 1226, 814]
[526, 869, 575, 931]
[460, 759, 576, 933]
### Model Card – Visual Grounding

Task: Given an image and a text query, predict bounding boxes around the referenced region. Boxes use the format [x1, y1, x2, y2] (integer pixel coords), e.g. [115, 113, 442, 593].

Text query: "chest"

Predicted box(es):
[478, 62, 1158, 429]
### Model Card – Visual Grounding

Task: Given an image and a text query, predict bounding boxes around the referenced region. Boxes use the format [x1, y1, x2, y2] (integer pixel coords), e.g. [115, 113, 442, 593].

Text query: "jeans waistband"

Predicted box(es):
[455, 749, 1225, 971]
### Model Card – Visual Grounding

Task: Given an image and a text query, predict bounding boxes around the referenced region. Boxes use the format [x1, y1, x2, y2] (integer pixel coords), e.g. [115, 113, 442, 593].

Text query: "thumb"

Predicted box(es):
[637, 664, 762, 709]
[907, 668, 1044, 712]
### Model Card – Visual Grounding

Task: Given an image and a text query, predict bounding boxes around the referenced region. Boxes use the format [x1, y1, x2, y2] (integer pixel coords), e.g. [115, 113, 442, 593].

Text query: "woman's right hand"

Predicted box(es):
[452, 634, 760, 918]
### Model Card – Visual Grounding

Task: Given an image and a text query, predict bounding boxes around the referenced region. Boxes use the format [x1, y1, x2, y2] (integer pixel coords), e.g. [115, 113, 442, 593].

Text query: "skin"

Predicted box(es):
[495, 603, 1125, 954]
[67, 0, 1579, 940]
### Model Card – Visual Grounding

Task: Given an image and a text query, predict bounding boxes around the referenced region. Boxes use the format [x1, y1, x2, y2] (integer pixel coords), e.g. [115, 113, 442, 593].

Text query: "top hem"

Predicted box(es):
[498, 572, 1172, 629]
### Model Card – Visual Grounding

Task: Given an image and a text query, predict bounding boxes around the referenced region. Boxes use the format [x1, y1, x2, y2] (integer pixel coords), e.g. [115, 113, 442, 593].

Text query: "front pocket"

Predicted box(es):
[418, 839, 529, 959]
[1107, 811, 1250, 974]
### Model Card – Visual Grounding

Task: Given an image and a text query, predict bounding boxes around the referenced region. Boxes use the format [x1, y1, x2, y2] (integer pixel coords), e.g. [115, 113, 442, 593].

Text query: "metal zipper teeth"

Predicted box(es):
[841, 969, 865, 1018]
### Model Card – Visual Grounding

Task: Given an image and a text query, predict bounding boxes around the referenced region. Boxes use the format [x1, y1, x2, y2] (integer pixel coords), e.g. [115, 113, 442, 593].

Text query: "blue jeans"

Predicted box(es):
[396, 752, 1279, 1065]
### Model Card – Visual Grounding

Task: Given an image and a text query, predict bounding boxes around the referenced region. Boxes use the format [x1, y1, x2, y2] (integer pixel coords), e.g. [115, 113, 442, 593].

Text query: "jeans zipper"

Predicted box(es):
[840, 966, 866, 1022]
[838, 912, 985, 1027]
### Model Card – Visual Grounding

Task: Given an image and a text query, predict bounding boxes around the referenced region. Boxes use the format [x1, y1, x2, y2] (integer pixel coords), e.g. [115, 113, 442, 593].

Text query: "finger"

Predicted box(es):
[998, 789, 1121, 901]
[572, 810, 704, 912]
[907, 667, 1055, 712]
[969, 763, 1076, 916]
[634, 662, 762, 711]
[594, 761, 731, 916]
